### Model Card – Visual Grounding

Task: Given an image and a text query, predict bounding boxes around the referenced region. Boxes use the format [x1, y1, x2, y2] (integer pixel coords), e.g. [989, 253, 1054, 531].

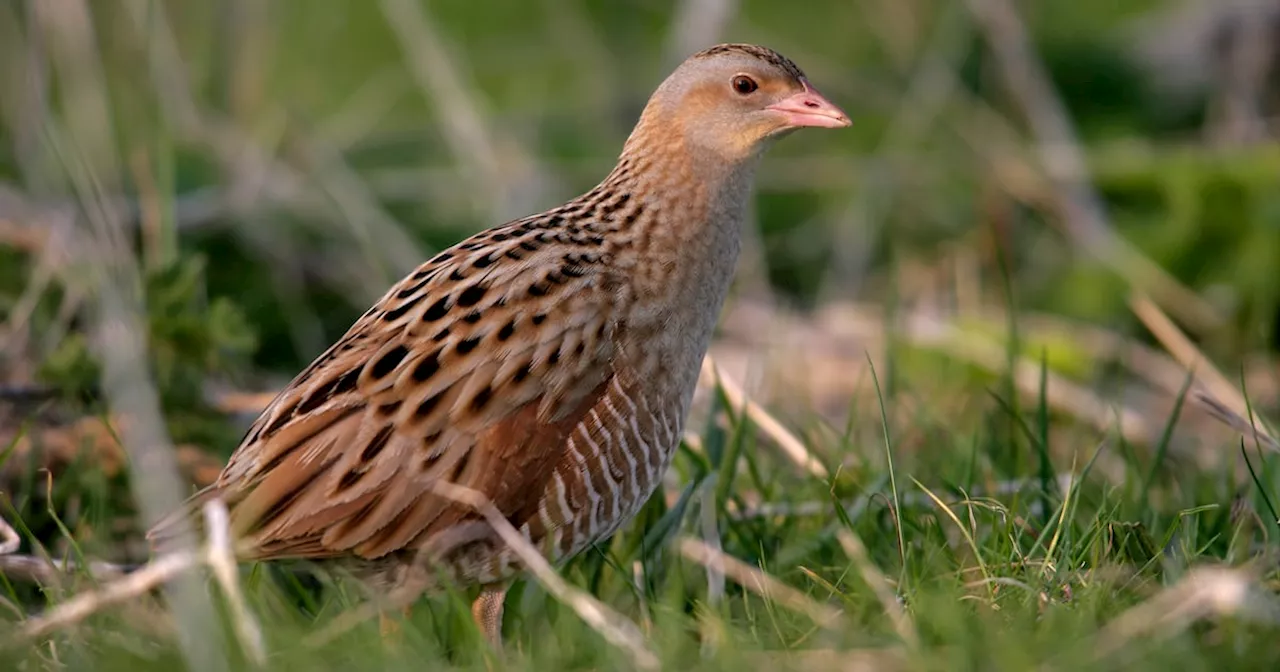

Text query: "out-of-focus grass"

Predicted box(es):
[2, 0, 1280, 669]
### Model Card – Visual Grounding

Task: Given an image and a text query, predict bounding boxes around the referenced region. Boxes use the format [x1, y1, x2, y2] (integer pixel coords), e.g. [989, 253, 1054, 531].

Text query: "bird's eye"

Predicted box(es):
[731, 75, 758, 95]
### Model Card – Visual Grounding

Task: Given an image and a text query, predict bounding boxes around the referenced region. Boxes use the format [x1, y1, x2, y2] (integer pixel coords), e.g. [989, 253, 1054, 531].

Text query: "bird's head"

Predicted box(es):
[628, 43, 850, 165]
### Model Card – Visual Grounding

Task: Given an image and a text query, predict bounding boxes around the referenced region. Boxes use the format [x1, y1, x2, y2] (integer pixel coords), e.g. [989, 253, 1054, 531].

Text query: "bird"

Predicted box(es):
[148, 42, 849, 648]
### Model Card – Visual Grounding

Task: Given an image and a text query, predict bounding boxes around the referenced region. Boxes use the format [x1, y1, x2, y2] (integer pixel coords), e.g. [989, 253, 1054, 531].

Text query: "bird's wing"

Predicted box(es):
[149, 219, 625, 561]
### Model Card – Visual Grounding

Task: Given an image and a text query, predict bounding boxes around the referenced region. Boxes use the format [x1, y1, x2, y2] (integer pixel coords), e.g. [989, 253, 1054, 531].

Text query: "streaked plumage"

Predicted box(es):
[149, 43, 849, 645]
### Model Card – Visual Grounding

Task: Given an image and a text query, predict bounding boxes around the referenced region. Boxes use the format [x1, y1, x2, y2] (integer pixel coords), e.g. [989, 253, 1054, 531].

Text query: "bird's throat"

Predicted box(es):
[601, 142, 757, 400]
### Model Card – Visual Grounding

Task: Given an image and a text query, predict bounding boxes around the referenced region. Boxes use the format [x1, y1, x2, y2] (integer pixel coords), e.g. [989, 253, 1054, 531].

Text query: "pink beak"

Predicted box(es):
[766, 78, 851, 129]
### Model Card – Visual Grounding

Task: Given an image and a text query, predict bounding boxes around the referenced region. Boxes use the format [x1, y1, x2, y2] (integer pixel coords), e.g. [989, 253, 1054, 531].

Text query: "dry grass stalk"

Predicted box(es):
[632, 560, 652, 635]
[666, 0, 739, 67]
[1192, 391, 1280, 452]
[701, 356, 830, 479]
[835, 529, 918, 648]
[698, 478, 726, 609]
[307, 481, 659, 670]
[7, 498, 265, 667]
[0, 506, 130, 582]
[730, 304, 1090, 441]
[958, 334, 1153, 446]
[377, 0, 542, 220]
[859, 309, 1156, 446]
[678, 536, 843, 629]
[31, 0, 228, 666]
[960, 0, 1280, 462]
[212, 390, 278, 416]
[962, 0, 1221, 334]
[0, 514, 18, 555]
[1089, 567, 1280, 662]
[429, 482, 660, 670]
[1129, 294, 1278, 446]
[202, 500, 266, 666]
[10, 549, 200, 643]
[117, 0, 426, 302]
[741, 647, 905, 672]
[0, 554, 130, 584]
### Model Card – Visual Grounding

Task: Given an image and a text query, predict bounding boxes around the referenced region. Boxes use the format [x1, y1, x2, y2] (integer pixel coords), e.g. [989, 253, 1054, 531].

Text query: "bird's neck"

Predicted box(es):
[614, 123, 759, 244]
[608, 134, 757, 295]
[591, 132, 760, 398]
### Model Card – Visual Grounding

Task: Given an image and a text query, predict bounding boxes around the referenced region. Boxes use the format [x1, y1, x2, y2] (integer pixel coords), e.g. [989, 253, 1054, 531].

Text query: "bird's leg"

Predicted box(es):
[378, 604, 413, 639]
[471, 585, 508, 649]
[379, 610, 399, 639]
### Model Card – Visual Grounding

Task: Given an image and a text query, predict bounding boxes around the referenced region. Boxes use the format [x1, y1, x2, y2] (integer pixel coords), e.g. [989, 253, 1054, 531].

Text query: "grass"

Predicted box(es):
[3, 0, 1280, 669]
[3, 369, 1280, 671]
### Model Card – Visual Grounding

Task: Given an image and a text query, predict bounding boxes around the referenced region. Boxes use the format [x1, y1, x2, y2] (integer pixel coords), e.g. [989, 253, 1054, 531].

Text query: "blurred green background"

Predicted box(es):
[3, 0, 1280, 669]
[7, 0, 1280, 382]
[4, 0, 1279, 387]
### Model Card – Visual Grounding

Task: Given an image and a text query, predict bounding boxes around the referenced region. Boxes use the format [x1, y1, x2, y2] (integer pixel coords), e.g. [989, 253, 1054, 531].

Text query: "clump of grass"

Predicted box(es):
[4, 364, 1280, 670]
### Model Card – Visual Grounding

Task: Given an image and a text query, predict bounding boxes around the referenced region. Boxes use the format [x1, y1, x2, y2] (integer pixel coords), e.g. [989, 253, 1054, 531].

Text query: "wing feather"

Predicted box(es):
[149, 225, 622, 563]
